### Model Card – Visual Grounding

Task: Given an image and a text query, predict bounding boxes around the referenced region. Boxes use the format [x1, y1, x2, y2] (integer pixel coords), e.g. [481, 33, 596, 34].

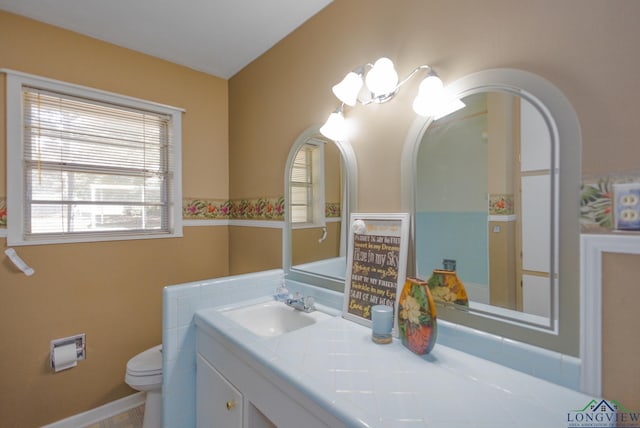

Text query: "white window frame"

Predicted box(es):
[290, 139, 326, 229]
[4, 70, 183, 245]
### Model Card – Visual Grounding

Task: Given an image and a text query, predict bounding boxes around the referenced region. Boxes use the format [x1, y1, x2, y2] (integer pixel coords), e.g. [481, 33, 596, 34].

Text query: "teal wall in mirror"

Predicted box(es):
[416, 93, 489, 291]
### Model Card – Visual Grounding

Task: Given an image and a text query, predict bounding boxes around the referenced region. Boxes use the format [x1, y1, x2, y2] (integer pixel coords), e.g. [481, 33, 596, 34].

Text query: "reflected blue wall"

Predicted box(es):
[416, 211, 488, 286]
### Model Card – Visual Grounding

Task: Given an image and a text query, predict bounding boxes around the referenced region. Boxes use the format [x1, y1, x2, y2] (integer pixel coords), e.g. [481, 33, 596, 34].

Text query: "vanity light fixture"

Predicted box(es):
[320, 57, 465, 140]
[319, 105, 348, 142]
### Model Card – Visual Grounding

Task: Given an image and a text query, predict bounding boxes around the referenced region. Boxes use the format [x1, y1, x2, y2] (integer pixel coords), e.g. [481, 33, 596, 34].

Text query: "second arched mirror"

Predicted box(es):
[402, 69, 581, 355]
[283, 125, 357, 291]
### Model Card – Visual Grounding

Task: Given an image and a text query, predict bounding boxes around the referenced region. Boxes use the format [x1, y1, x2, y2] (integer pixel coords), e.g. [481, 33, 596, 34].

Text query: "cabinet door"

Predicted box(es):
[197, 354, 243, 428]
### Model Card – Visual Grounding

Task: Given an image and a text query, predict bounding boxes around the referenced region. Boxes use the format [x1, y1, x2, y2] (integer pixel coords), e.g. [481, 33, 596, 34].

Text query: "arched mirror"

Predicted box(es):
[283, 125, 357, 291]
[402, 69, 581, 355]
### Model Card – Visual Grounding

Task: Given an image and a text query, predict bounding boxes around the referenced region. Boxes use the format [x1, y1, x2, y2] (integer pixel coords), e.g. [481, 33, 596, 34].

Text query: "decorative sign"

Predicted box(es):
[342, 213, 410, 335]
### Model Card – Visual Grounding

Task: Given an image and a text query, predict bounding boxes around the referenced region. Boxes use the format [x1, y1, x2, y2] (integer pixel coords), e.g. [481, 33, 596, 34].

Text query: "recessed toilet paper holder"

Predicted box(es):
[50, 333, 86, 370]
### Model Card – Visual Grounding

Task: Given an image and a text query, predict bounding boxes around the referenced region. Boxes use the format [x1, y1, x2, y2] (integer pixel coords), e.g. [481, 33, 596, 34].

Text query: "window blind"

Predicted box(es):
[290, 146, 313, 223]
[22, 86, 173, 238]
[289, 141, 326, 227]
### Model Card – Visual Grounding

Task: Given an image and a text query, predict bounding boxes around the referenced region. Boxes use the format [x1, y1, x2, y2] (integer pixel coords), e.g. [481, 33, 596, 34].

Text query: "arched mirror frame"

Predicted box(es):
[283, 125, 358, 291]
[401, 69, 581, 356]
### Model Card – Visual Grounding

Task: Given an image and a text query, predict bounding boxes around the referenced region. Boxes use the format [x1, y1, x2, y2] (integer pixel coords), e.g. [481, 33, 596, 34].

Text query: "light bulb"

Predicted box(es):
[412, 74, 445, 117]
[365, 57, 398, 97]
[320, 110, 347, 141]
[332, 72, 363, 106]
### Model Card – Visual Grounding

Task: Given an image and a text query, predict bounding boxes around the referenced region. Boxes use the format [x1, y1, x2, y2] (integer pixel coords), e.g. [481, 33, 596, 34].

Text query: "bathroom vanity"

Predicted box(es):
[195, 299, 347, 428]
[194, 294, 591, 428]
[160, 67, 598, 427]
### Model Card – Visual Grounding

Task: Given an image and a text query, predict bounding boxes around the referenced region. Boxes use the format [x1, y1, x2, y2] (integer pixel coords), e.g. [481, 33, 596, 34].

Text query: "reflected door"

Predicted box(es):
[518, 97, 555, 317]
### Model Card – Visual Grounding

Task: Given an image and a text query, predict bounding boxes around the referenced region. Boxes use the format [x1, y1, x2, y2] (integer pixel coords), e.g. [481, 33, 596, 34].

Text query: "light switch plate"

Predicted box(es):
[613, 182, 640, 230]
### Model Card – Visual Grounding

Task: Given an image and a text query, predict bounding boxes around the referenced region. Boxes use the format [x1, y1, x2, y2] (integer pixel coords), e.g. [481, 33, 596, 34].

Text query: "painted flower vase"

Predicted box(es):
[398, 277, 437, 355]
[426, 269, 469, 307]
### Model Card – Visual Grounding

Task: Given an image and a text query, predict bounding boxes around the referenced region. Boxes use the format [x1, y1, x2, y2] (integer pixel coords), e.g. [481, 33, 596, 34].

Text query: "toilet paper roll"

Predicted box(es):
[52, 343, 78, 372]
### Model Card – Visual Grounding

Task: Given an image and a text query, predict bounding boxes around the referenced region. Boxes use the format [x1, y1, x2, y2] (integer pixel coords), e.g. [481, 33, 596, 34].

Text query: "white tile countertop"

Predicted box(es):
[195, 297, 592, 428]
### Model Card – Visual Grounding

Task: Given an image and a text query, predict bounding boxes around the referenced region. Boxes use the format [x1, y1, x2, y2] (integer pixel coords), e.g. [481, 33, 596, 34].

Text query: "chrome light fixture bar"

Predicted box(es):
[320, 57, 465, 140]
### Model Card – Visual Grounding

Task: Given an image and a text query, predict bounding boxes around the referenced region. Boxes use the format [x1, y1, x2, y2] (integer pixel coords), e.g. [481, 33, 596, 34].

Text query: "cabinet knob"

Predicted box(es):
[226, 400, 236, 411]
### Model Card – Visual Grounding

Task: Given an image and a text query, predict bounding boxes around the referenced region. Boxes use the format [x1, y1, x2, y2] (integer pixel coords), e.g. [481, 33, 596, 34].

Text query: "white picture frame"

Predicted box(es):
[342, 213, 410, 336]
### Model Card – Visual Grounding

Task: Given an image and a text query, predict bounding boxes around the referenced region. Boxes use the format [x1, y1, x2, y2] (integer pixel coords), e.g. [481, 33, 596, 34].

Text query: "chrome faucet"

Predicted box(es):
[285, 292, 316, 313]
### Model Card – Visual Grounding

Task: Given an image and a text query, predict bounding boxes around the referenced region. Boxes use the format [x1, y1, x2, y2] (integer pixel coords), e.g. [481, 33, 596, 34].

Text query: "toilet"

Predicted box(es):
[125, 345, 163, 428]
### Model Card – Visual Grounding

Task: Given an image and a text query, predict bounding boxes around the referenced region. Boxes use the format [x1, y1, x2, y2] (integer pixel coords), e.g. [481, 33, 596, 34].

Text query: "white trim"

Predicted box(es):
[183, 219, 230, 227]
[1, 69, 185, 112]
[41, 392, 145, 428]
[488, 214, 517, 222]
[292, 216, 341, 230]
[228, 219, 284, 229]
[580, 233, 640, 397]
[156, 217, 333, 228]
[0, 220, 284, 230]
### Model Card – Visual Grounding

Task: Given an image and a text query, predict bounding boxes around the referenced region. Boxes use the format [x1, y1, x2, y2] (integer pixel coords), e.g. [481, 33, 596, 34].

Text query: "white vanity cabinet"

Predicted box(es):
[195, 327, 346, 428]
[196, 354, 244, 427]
[193, 303, 594, 428]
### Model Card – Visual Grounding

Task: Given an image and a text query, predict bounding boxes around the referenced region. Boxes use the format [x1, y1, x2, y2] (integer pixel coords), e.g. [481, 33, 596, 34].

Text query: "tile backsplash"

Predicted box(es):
[163, 270, 581, 427]
[161, 270, 343, 428]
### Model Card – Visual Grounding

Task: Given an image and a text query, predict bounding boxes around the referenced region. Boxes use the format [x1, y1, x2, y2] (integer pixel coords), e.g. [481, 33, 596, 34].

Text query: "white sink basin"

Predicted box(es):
[221, 300, 334, 337]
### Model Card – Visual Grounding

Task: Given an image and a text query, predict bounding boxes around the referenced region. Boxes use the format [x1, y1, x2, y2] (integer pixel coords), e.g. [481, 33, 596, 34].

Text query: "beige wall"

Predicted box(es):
[229, 0, 640, 269]
[229, 227, 280, 274]
[230, 0, 640, 211]
[602, 252, 640, 408]
[229, 0, 640, 406]
[0, 11, 229, 427]
[292, 223, 341, 266]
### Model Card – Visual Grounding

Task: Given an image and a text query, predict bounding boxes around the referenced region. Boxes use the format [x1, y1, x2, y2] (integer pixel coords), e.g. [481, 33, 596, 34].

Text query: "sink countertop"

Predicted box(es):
[195, 299, 592, 428]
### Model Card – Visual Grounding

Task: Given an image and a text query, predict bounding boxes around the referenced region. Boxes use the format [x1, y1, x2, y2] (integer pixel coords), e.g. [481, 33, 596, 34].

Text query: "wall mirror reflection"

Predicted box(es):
[283, 126, 357, 290]
[416, 90, 558, 326]
[402, 69, 580, 355]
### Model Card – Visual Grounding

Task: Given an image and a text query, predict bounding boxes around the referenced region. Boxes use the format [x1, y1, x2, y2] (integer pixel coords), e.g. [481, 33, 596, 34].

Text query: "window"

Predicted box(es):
[5, 71, 183, 245]
[289, 140, 325, 227]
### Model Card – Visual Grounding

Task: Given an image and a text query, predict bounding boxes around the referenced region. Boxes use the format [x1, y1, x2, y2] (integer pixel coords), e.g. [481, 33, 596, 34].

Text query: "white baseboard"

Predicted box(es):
[41, 392, 145, 428]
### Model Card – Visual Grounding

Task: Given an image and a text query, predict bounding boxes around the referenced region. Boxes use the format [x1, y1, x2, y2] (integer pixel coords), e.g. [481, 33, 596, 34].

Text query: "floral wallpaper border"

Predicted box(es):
[489, 194, 514, 215]
[325, 202, 341, 218]
[0, 196, 340, 227]
[183, 197, 285, 220]
[183, 197, 341, 221]
[0, 197, 6, 227]
[580, 173, 640, 233]
[2, 173, 637, 232]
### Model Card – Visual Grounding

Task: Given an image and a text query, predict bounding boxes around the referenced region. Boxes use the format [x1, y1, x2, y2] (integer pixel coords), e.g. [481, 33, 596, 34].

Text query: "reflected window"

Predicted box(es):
[290, 140, 325, 226]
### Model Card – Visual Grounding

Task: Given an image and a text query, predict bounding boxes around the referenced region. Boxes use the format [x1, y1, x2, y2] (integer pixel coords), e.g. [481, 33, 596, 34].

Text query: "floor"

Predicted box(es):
[84, 404, 144, 428]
